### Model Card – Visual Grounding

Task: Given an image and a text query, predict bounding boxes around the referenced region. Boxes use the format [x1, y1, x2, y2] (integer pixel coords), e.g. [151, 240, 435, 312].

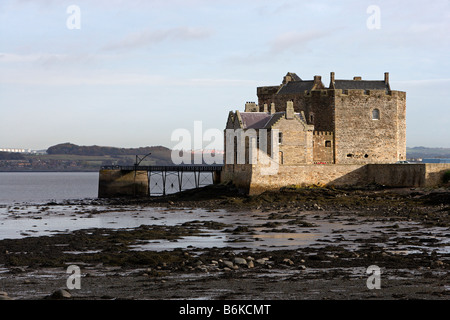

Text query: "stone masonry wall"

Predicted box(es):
[334, 90, 406, 164]
[313, 131, 334, 163]
[224, 163, 450, 195]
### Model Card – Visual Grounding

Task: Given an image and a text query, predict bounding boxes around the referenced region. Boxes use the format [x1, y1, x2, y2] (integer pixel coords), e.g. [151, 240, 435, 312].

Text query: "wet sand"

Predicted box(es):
[0, 184, 448, 300]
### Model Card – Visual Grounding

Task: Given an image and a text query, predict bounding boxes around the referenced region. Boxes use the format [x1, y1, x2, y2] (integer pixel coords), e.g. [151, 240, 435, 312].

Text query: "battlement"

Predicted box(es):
[313, 131, 333, 136]
[257, 86, 280, 96]
[334, 89, 406, 97]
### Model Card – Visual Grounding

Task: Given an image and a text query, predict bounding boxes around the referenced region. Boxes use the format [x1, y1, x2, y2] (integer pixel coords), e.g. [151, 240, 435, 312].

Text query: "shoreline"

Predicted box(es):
[0, 184, 448, 300]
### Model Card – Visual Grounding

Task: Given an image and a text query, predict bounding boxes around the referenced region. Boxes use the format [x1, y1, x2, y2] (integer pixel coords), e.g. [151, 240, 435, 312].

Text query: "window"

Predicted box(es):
[372, 109, 380, 120]
[325, 141, 331, 148]
[278, 132, 283, 144]
[309, 114, 314, 123]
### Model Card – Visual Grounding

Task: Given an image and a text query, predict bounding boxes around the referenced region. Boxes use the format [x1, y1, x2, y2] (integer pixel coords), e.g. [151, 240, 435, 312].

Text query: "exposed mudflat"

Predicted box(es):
[0, 184, 448, 300]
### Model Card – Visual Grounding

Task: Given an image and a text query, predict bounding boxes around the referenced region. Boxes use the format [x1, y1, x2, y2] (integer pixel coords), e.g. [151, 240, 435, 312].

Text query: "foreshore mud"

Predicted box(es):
[0, 184, 448, 300]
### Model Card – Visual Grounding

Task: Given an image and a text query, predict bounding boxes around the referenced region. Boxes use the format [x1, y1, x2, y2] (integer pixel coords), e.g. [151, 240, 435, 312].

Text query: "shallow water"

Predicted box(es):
[1, 203, 448, 254]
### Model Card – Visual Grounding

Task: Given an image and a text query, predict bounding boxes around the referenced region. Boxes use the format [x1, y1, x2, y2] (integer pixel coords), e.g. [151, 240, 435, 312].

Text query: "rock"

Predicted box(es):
[50, 289, 72, 299]
[0, 294, 12, 300]
[0, 291, 12, 300]
[256, 259, 267, 265]
[194, 260, 203, 266]
[234, 257, 247, 265]
[247, 260, 254, 268]
[283, 258, 294, 265]
[299, 265, 306, 270]
[222, 260, 234, 269]
[9, 267, 26, 274]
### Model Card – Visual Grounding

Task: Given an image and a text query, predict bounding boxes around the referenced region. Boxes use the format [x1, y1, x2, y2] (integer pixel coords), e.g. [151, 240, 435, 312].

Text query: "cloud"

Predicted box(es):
[0, 68, 256, 87]
[269, 30, 329, 54]
[103, 26, 212, 51]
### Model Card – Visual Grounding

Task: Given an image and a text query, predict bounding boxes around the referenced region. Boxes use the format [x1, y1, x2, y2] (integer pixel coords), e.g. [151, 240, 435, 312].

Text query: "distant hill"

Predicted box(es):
[0, 152, 25, 160]
[406, 147, 450, 159]
[46, 143, 174, 166]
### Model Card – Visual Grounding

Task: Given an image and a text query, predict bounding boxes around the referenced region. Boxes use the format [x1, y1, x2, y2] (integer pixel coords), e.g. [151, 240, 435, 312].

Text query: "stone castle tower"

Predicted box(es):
[226, 72, 406, 165]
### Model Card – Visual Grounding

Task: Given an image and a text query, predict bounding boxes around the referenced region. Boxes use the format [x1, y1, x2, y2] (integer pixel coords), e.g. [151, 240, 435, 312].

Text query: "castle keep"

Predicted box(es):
[222, 72, 447, 194]
[227, 72, 406, 166]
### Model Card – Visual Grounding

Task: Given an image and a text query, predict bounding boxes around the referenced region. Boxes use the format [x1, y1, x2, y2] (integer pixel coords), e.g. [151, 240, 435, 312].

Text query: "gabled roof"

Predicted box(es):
[286, 72, 302, 81]
[239, 112, 272, 129]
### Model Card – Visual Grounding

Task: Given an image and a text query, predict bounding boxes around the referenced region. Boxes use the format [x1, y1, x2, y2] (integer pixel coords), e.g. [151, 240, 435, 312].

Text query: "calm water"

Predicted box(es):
[0, 171, 213, 205]
[0, 172, 99, 205]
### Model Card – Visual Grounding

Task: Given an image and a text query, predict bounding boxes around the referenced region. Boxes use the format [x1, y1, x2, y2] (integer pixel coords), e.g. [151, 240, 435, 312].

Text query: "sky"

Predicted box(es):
[0, 0, 449, 151]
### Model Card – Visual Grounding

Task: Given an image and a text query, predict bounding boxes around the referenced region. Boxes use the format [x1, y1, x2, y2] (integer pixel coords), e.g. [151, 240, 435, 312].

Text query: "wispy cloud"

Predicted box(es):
[0, 68, 256, 87]
[269, 30, 329, 54]
[103, 26, 212, 51]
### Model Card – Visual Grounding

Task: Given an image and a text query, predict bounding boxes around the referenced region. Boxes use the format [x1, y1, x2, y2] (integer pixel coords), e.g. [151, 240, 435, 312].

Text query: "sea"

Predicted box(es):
[0, 171, 213, 205]
[0, 172, 447, 254]
[0, 172, 99, 205]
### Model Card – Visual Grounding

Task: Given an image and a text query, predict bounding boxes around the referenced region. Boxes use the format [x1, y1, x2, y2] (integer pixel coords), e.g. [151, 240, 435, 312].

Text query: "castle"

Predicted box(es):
[97, 72, 449, 198]
[225, 72, 406, 166]
[222, 72, 447, 194]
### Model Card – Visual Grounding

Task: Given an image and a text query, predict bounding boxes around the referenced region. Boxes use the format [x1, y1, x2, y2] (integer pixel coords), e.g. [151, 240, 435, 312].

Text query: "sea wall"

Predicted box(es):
[222, 163, 450, 195]
[98, 169, 149, 198]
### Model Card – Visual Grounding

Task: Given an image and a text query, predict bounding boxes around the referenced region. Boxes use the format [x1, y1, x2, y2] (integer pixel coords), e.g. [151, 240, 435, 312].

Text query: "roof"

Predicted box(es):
[239, 113, 272, 129]
[286, 72, 302, 81]
[277, 80, 315, 95]
[239, 112, 307, 129]
[333, 80, 389, 91]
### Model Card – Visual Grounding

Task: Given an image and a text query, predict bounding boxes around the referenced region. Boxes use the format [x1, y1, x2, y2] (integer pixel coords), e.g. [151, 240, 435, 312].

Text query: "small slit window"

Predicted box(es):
[278, 132, 283, 144]
[325, 141, 331, 148]
[372, 109, 380, 120]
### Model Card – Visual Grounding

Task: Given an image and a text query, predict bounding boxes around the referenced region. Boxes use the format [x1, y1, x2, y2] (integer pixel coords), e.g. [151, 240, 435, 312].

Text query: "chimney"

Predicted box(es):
[245, 101, 258, 112]
[329, 72, 335, 89]
[263, 103, 268, 113]
[286, 101, 294, 119]
[353, 76, 362, 81]
[384, 72, 389, 84]
[270, 103, 276, 114]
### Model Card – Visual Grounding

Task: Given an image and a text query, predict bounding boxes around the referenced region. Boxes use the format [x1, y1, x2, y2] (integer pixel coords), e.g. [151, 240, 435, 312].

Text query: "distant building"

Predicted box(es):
[422, 158, 450, 164]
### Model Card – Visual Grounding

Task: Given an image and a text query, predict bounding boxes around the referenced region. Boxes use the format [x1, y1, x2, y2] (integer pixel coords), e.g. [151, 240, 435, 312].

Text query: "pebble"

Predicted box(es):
[50, 289, 72, 299]
[222, 260, 234, 269]
[234, 257, 247, 265]
[256, 259, 267, 265]
[0, 292, 12, 300]
[283, 258, 294, 265]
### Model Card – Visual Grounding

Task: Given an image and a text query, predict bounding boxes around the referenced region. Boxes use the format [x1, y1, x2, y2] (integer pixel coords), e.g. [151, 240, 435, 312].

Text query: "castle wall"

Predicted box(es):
[257, 90, 335, 132]
[248, 164, 367, 195]
[224, 163, 450, 195]
[334, 90, 406, 164]
[313, 131, 334, 163]
[271, 117, 313, 165]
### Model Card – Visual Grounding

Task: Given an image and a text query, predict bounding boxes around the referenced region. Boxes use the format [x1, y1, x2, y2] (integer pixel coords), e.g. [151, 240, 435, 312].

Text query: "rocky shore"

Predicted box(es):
[0, 184, 448, 300]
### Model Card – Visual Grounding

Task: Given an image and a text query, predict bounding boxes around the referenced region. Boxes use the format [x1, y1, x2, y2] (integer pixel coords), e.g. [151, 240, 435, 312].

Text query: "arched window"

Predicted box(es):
[372, 109, 380, 120]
